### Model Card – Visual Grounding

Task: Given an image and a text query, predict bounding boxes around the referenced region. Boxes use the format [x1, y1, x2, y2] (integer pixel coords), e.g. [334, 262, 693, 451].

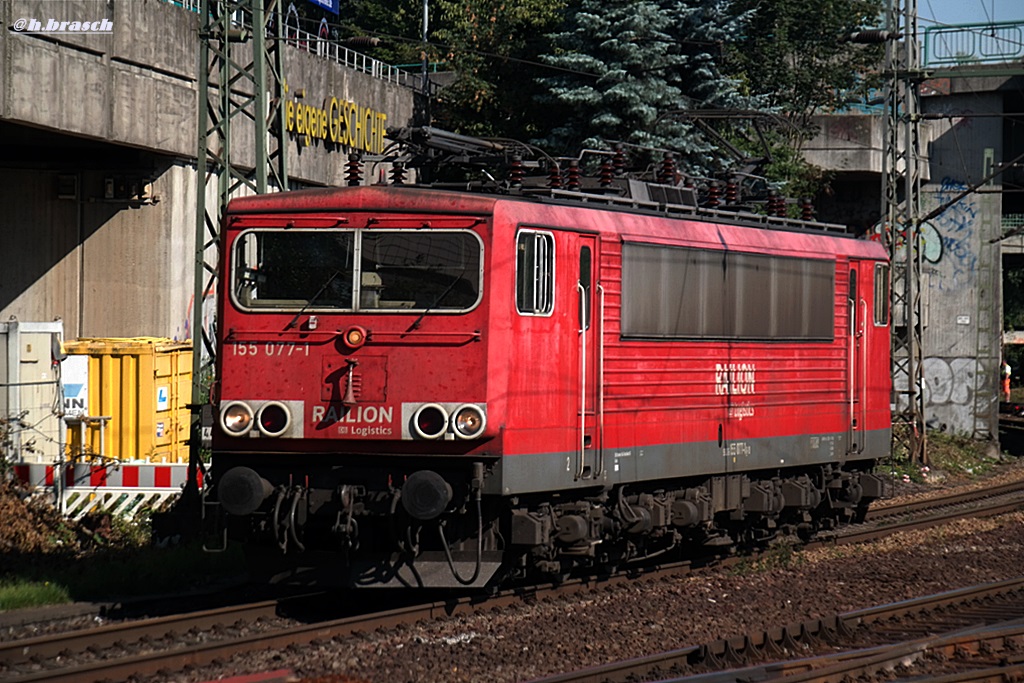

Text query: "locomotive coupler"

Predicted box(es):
[272, 485, 308, 554]
[332, 484, 360, 551]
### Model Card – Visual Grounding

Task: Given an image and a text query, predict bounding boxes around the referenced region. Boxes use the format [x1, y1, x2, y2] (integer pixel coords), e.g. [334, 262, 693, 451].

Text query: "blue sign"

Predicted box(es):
[307, 0, 339, 15]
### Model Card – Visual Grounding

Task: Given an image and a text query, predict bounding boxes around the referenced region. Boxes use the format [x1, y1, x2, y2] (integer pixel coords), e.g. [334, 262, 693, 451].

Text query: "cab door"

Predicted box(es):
[848, 265, 868, 453]
[565, 232, 601, 480]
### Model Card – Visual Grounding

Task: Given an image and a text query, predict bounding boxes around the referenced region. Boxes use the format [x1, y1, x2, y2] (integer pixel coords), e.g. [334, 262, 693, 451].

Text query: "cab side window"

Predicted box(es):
[516, 231, 554, 315]
[874, 263, 890, 326]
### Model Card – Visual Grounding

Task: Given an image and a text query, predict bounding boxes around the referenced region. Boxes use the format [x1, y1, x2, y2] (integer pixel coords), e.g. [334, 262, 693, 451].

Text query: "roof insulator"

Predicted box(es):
[566, 160, 581, 190]
[346, 153, 363, 187]
[548, 162, 563, 189]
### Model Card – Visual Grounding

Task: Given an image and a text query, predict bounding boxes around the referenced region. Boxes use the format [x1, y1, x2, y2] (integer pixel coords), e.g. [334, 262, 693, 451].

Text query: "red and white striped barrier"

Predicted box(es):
[13, 462, 203, 520]
[14, 462, 202, 489]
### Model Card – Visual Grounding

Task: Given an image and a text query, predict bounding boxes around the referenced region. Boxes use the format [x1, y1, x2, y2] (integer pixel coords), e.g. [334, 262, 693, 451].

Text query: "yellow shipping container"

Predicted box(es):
[64, 338, 192, 463]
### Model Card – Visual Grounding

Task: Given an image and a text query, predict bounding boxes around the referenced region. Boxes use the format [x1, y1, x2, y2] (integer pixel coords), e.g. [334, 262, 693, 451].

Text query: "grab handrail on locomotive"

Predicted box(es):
[207, 126, 891, 589]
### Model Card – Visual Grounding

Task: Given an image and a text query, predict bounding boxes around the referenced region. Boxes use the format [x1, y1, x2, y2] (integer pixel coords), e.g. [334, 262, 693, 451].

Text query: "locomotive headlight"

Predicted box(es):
[452, 404, 486, 439]
[220, 401, 254, 436]
[256, 401, 291, 437]
[412, 403, 449, 439]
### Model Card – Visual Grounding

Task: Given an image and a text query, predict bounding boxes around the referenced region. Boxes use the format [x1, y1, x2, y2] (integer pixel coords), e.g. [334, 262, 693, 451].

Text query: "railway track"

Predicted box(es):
[3, 481, 1024, 683]
[528, 576, 1024, 683]
[830, 476, 1024, 544]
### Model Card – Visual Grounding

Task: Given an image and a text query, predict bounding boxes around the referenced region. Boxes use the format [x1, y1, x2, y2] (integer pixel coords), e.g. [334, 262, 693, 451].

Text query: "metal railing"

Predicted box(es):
[159, 0, 423, 90]
[924, 20, 1024, 66]
[286, 32, 423, 89]
[1004, 214, 1024, 231]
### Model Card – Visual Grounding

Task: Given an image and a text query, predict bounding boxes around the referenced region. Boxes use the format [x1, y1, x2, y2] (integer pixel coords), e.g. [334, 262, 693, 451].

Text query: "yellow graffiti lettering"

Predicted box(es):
[284, 88, 387, 154]
[328, 98, 341, 143]
[361, 108, 372, 151]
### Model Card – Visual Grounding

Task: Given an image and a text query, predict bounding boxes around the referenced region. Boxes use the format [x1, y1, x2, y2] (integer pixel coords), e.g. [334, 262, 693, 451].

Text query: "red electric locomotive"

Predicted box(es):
[209, 132, 890, 588]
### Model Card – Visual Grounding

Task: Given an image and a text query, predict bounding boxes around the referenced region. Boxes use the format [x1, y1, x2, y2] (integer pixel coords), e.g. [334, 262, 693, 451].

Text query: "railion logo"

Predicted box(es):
[714, 363, 756, 396]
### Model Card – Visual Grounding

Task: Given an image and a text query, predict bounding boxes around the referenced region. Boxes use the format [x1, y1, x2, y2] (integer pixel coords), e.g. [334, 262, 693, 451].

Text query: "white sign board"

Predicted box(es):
[62, 355, 89, 417]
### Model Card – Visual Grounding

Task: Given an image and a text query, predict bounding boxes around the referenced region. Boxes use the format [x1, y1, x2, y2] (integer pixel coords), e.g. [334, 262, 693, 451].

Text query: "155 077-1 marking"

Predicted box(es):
[230, 342, 309, 356]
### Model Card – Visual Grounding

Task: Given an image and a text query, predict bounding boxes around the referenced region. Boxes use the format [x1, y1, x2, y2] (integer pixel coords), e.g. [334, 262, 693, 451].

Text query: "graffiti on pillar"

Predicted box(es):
[922, 356, 999, 435]
[923, 357, 979, 407]
[932, 177, 978, 290]
[868, 220, 944, 264]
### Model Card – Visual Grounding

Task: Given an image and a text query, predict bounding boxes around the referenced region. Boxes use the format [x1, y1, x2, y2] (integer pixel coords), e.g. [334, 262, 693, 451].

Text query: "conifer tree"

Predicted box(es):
[535, 0, 754, 171]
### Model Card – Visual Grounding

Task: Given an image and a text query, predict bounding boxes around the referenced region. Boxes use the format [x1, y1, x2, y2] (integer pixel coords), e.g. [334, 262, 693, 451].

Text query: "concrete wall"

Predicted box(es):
[915, 88, 1007, 438]
[2, 0, 199, 157]
[282, 48, 417, 185]
[0, 162, 198, 340]
[917, 188, 1002, 437]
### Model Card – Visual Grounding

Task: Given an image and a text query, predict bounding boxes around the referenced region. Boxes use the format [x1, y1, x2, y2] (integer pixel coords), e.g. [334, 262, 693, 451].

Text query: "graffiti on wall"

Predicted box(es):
[868, 176, 979, 288]
[932, 177, 978, 290]
[923, 357, 981, 407]
[918, 356, 999, 436]
[873, 221, 944, 263]
[918, 357, 996, 435]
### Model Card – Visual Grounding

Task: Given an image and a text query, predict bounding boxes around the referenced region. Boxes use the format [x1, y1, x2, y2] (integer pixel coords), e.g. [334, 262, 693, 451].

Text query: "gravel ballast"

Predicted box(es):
[171, 462, 1024, 683]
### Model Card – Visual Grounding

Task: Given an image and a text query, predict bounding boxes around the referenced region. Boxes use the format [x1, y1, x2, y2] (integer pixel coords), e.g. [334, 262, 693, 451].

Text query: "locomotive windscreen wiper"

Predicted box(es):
[406, 268, 467, 332]
[286, 270, 342, 329]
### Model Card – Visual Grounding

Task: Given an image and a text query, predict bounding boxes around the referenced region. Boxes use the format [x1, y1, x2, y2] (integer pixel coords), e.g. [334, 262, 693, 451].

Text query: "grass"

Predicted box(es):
[887, 429, 1003, 484]
[0, 580, 72, 611]
[730, 538, 805, 576]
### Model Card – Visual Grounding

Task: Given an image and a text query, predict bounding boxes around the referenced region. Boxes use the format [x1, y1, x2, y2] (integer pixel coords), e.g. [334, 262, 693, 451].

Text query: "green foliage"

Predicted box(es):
[297, 0, 886, 203]
[888, 430, 1001, 482]
[51, 542, 246, 601]
[759, 139, 831, 209]
[345, 0, 433, 65]
[431, 0, 567, 138]
[715, 0, 885, 199]
[926, 431, 1000, 477]
[1, 540, 246, 610]
[1004, 264, 1024, 332]
[730, 538, 803, 575]
[0, 481, 245, 610]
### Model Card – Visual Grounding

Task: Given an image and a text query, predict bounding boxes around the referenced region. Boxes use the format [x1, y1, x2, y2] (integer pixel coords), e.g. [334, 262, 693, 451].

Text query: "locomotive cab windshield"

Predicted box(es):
[232, 228, 483, 314]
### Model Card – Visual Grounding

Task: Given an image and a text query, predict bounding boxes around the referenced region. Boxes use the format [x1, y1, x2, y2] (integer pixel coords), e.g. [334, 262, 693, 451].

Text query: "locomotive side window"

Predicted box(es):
[231, 228, 482, 313]
[874, 263, 890, 326]
[621, 243, 834, 340]
[516, 231, 554, 315]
